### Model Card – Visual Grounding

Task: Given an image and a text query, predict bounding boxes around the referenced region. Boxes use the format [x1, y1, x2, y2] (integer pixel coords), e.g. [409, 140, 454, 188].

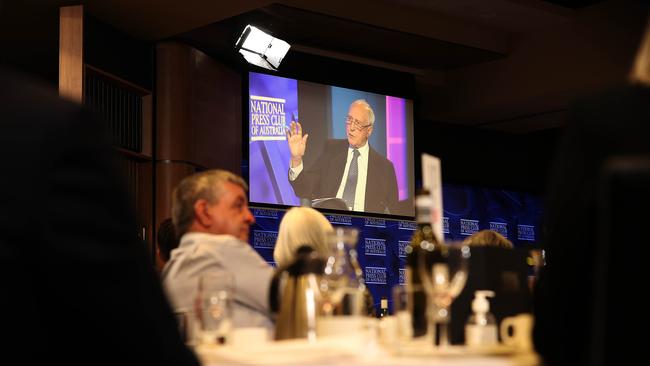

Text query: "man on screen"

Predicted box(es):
[287, 99, 399, 215]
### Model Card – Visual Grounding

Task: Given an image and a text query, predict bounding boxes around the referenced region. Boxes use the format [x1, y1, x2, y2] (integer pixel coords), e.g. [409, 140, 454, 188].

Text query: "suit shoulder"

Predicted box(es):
[322, 139, 349, 153]
[368, 146, 393, 167]
[325, 139, 348, 148]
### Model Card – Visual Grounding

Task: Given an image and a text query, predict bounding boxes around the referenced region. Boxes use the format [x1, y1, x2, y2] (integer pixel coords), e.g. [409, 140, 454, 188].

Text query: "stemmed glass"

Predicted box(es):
[418, 241, 471, 347]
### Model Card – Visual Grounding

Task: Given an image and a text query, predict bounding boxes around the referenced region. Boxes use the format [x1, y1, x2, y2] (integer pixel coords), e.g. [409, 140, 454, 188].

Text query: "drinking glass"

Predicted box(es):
[195, 272, 235, 345]
[418, 241, 470, 346]
[319, 227, 365, 316]
[392, 284, 429, 341]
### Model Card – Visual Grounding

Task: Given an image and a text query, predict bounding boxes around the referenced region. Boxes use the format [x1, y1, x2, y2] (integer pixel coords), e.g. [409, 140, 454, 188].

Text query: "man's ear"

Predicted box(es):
[367, 125, 373, 137]
[194, 199, 212, 228]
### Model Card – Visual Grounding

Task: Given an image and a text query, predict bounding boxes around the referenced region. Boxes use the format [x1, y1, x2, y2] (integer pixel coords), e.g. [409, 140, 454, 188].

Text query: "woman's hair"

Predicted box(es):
[462, 229, 514, 249]
[273, 207, 334, 268]
[629, 16, 650, 85]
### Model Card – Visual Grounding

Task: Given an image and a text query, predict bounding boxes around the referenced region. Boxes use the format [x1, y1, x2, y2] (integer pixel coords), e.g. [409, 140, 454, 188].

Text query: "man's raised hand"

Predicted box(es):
[287, 120, 308, 168]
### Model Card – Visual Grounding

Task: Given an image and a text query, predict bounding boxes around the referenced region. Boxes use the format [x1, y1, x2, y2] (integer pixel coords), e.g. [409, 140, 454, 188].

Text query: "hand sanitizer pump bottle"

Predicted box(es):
[465, 290, 497, 346]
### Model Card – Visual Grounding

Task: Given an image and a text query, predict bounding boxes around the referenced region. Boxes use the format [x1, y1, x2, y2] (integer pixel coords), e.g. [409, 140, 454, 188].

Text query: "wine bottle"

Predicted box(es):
[405, 189, 439, 337]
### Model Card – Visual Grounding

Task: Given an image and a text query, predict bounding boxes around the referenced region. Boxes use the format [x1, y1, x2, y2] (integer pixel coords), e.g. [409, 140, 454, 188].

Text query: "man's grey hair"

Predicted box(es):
[172, 169, 248, 237]
[351, 99, 375, 126]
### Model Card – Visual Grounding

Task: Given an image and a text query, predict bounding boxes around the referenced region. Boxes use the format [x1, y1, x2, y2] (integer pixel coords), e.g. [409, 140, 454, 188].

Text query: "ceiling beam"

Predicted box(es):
[279, 0, 509, 54]
[85, 0, 275, 40]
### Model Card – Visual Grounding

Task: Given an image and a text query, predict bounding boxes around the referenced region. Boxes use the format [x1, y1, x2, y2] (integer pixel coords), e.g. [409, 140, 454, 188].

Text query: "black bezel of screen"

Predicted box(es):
[241, 60, 417, 221]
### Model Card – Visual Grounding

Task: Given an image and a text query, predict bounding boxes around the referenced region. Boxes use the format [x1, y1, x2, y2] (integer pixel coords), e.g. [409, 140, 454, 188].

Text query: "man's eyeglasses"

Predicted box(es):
[345, 116, 372, 130]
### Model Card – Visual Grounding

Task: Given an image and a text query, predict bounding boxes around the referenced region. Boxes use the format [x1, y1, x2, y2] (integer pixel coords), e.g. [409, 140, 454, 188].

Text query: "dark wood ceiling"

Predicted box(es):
[2, 0, 644, 134]
[542, 0, 604, 8]
[176, 4, 505, 73]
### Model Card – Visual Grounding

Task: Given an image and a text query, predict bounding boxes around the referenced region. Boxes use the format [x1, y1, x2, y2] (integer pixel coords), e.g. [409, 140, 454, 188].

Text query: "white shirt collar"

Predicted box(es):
[178, 231, 239, 248]
[348, 141, 370, 158]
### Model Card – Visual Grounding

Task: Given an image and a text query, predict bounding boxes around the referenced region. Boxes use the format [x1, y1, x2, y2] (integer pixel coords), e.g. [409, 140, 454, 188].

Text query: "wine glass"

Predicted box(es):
[418, 241, 471, 347]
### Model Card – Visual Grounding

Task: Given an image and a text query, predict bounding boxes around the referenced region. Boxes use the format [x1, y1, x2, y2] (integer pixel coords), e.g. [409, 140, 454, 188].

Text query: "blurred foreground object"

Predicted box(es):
[0, 66, 198, 366]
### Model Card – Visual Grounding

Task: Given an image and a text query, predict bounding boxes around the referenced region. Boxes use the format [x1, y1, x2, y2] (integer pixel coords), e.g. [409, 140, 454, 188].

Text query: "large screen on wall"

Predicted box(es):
[248, 71, 415, 217]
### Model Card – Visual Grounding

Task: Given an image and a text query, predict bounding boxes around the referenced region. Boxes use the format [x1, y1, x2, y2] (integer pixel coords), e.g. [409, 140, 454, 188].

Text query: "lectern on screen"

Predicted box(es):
[247, 71, 415, 218]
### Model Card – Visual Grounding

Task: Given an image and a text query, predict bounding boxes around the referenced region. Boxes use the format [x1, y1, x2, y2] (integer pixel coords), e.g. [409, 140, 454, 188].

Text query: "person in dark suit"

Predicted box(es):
[0, 66, 199, 366]
[287, 99, 400, 215]
[533, 16, 650, 366]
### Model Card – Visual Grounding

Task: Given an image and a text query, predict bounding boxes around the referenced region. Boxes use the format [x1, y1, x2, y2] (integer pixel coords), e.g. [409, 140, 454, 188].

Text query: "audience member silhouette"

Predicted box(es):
[0, 66, 199, 366]
[533, 15, 650, 366]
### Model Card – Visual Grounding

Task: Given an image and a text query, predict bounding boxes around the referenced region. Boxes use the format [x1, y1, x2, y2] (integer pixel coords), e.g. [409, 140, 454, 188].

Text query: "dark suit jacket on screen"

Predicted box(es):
[0, 67, 199, 366]
[289, 139, 400, 215]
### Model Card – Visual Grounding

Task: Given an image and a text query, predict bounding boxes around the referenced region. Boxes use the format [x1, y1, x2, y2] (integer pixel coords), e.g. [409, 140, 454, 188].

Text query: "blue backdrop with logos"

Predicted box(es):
[249, 184, 542, 313]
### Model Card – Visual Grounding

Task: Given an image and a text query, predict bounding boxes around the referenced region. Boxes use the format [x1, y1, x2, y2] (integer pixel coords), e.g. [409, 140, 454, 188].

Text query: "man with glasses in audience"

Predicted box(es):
[287, 99, 399, 215]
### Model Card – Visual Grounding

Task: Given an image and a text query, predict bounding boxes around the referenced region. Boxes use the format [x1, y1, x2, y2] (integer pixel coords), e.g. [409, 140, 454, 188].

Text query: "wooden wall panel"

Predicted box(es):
[156, 43, 193, 161]
[155, 42, 243, 231]
[59, 5, 84, 103]
[156, 42, 242, 169]
[191, 49, 242, 173]
[137, 161, 153, 249]
[155, 162, 196, 230]
[61, 6, 156, 253]
[115, 153, 154, 253]
[142, 94, 153, 157]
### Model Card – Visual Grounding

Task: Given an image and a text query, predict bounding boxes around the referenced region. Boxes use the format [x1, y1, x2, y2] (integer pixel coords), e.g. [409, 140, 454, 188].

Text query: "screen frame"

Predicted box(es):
[241, 65, 417, 220]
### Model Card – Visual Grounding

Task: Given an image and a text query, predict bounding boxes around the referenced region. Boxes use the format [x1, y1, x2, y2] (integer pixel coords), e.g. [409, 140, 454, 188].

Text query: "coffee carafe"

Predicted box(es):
[270, 246, 325, 341]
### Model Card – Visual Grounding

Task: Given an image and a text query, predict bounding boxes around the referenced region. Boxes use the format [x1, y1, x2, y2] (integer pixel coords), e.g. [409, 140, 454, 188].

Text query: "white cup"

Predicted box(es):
[500, 313, 534, 351]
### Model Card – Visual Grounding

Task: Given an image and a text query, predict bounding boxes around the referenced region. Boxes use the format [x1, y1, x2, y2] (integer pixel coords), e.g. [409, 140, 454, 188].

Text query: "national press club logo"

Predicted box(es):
[365, 266, 387, 285]
[517, 225, 536, 241]
[326, 215, 352, 226]
[364, 238, 387, 257]
[252, 208, 279, 219]
[398, 221, 417, 231]
[460, 219, 480, 236]
[252, 230, 277, 249]
[489, 222, 508, 238]
[398, 240, 409, 258]
[249, 96, 287, 142]
[364, 218, 386, 228]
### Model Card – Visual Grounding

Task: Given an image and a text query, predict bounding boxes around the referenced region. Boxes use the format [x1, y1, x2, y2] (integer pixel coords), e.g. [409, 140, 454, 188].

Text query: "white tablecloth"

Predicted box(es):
[195, 336, 540, 366]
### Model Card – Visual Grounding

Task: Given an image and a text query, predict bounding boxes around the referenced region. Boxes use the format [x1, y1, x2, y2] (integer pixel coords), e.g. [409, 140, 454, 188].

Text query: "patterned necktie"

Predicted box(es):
[342, 149, 360, 210]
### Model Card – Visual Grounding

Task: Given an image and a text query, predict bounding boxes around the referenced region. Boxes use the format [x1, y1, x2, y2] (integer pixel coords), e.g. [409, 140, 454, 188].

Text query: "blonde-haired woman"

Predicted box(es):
[273, 207, 334, 268]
